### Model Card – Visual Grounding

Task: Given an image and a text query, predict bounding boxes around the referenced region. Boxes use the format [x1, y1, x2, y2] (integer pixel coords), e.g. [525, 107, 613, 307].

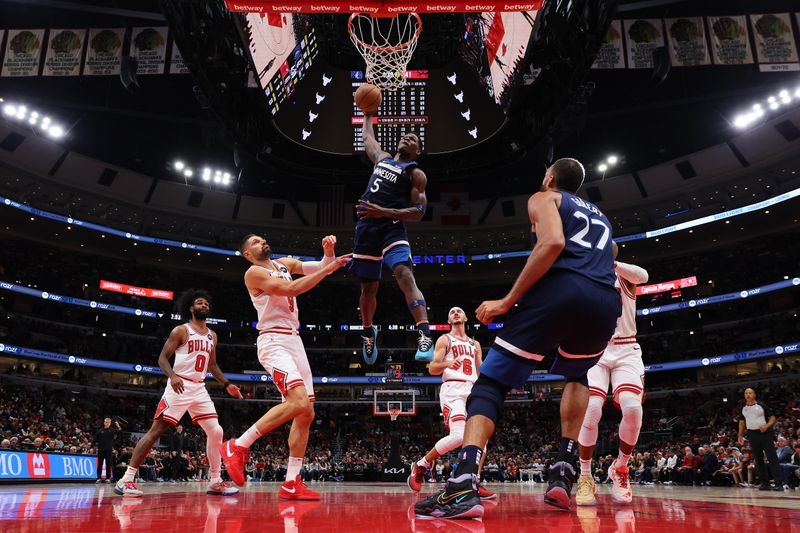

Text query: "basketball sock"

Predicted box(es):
[120, 466, 137, 483]
[558, 437, 579, 463]
[617, 451, 631, 468]
[417, 457, 431, 469]
[453, 445, 481, 477]
[580, 459, 592, 477]
[286, 457, 303, 481]
[235, 425, 262, 449]
[417, 322, 430, 335]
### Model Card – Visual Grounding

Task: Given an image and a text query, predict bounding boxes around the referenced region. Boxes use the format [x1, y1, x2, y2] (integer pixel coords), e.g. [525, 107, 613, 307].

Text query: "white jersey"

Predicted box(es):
[249, 261, 300, 331]
[441, 334, 479, 384]
[173, 323, 214, 382]
[611, 274, 638, 341]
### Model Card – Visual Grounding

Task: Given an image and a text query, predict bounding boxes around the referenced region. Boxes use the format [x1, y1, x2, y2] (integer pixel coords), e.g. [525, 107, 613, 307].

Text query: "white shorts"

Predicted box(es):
[588, 343, 645, 403]
[257, 332, 315, 402]
[439, 381, 473, 430]
[154, 379, 217, 426]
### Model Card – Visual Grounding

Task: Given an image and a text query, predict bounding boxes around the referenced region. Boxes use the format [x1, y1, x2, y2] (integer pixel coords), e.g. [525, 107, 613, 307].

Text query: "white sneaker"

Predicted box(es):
[608, 461, 633, 504]
[207, 481, 239, 496]
[114, 480, 144, 497]
[576, 475, 597, 506]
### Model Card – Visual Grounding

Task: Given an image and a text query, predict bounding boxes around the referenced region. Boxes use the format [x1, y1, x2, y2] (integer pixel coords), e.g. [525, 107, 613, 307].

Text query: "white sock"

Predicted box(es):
[286, 457, 303, 482]
[617, 451, 631, 468]
[417, 457, 431, 468]
[235, 425, 262, 449]
[580, 459, 592, 477]
[121, 466, 137, 483]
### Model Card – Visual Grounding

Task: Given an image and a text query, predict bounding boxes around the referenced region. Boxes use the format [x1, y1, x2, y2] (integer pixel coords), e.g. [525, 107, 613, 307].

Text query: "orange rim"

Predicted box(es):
[348, 12, 423, 54]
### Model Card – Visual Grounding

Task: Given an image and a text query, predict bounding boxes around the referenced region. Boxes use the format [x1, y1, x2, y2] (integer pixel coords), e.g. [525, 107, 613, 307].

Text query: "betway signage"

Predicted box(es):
[0, 450, 97, 480]
[224, 0, 543, 15]
[637, 276, 698, 296]
[100, 280, 174, 300]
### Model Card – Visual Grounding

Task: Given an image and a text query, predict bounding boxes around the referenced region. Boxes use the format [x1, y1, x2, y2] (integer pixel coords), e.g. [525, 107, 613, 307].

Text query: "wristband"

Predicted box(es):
[223, 381, 232, 388]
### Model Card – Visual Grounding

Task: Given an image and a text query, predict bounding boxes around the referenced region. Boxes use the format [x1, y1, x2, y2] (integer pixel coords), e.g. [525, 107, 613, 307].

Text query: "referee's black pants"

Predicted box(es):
[748, 429, 781, 486]
[97, 448, 115, 480]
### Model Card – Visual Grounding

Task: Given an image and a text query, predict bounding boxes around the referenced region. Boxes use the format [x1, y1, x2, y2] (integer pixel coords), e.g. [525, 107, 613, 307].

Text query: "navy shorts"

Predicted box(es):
[351, 220, 413, 281]
[479, 270, 621, 389]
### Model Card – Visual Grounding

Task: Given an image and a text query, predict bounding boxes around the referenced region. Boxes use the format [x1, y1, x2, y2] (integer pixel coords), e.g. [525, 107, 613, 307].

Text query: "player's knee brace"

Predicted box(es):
[578, 396, 604, 447]
[466, 374, 509, 425]
[617, 391, 643, 445]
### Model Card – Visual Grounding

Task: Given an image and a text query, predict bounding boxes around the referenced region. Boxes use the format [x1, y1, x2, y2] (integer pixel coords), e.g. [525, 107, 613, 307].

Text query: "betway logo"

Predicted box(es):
[229, 3, 264, 12]
[388, 5, 418, 13]
[426, 4, 457, 12]
[310, 4, 341, 12]
[466, 4, 497, 9]
[505, 3, 536, 9]
[269, 5, 302, 12]
[350, 4, 379, 12]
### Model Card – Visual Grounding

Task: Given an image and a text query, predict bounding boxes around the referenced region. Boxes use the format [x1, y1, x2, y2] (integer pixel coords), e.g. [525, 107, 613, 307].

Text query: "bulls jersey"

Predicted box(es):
[173, 323, 214, 382]
[530, 191, 615, 288]
[612, 274, 638, 340]
[441, 335, 479, 383]
[250, 261, 300, 331]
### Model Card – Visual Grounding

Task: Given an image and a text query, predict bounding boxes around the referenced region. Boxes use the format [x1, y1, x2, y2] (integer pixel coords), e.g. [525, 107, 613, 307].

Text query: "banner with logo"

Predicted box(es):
[666, 17, 711, 67]
[623, 19, 664, 69]
[707, 16, 754, 65]
[1, 29, 45, 77]
[223, 1, 545, 15]
[43, 29, 86, 76]
[130, 27, 168, 75]
[84, 28, 125, 76]
[0, 450, 98, 480]
[750, 13, 799, 71]
[592, 19, 625, 69]
[636, 276, 698, 296]
[99, 280, 174, 300]
[169, 42, 190, 74]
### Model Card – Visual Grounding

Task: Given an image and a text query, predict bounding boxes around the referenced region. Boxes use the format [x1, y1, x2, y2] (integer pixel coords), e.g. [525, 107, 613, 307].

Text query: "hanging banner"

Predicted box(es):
[707, 16, 754, 65]
[43, 29, 86, 76]
[130, 27, 168, 75]
[1, 29, 45, 77]
[84, 28, 124, 76]
[168, 41, 190, 74]
[750, 13, 800, 72]
[636, 276, 698, 296]
[592, 19, 625, 69]
[666, 17, 711, 67]
[623, 19, 664, 69]
[223, 1, 544, 15]
[99, 280, 174, 300]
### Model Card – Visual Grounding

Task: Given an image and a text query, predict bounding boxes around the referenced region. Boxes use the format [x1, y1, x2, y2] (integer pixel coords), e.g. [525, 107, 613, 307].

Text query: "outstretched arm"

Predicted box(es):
[245, 255, 351, 298]
[282, 235, 338, 276]
[357, 168, 428, 222]
[362, 114, 391, 165]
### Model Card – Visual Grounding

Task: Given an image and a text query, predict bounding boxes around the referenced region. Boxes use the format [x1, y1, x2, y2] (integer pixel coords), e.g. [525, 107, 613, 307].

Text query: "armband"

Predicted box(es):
[413, 203, 426, 216]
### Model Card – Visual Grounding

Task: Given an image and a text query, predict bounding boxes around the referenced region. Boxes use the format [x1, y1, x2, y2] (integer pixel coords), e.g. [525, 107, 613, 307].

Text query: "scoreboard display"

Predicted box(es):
[385, 362, 404, 384]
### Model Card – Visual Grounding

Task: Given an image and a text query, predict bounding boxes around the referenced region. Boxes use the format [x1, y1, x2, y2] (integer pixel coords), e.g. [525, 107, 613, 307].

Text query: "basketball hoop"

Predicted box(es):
[348, 12, 422, 91]
[388, 407, 401, 422]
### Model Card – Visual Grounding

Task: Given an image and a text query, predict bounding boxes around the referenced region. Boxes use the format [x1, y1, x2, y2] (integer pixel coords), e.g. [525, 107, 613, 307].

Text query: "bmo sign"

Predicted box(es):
[0, 451, 97, 480]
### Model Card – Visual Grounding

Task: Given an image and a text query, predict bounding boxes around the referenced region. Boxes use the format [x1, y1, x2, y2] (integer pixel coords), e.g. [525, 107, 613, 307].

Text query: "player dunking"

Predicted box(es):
[407, 307, 495, 500]
[220, 235, 350, 499]
[353, 113, 433, 363]
[415, 158, 621, 519]
[577, 243, 648, 505]
[115, 290, 243, 497]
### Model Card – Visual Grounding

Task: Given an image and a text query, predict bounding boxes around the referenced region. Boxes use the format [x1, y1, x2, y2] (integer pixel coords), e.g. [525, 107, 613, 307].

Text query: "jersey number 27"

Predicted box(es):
[569, 212, 611, 250]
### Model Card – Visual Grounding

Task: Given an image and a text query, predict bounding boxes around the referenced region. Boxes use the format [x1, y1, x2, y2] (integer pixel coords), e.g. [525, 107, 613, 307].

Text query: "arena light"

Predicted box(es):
[47, 125, 64, 138]
[174, 160, 185, 171]
[732, 87, 800, 129]
[2, 101, 67, 139]
[3, 104, 15, 116]
[183, 169, 193, 178]
[597, 163, 608, 172]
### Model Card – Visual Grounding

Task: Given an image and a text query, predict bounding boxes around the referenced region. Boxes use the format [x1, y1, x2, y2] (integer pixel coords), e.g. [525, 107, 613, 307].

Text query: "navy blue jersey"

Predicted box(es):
[360, 156, 418, 210]
[531, 191, 616, 288]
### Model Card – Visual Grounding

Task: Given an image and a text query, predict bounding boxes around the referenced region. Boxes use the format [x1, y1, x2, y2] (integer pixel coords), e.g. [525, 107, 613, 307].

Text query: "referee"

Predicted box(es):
[738, 388, 782, 491]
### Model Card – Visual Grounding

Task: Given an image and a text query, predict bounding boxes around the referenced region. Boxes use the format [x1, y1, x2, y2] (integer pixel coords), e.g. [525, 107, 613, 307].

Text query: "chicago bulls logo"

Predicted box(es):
[155, 398, 169, 419]
[442, 405, 452, 431]
[27, 453, 51, 478]
[273, 369, 289, 396]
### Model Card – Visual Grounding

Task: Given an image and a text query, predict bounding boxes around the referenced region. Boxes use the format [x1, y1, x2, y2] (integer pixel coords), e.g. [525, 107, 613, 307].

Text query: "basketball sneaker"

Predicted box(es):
[576, 475, 597, 506]
[544, 460, 577, 511]
[207, 480, 240, 496]
[408, 462, 426, 492]
[608, 461, 632, 503]
[414, 473, 484, 519]
[362, 326, 378, 364]
[279, 475, 321, 500]
[476, 482, 497, 500]
[113, 480, 143, 497]
[414, 331, 434, 362]
[219, 439, 248, 487]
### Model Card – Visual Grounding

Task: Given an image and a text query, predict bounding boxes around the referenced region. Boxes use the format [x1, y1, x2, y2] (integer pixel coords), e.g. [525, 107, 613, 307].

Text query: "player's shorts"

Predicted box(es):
[479, 270, 622, 389]
[154, 379, 217, 426]
[439, 380, 473, 430]
[588, 342, 645, 403]
[257, 331, 315, 403]
[351, 220, 413, 281]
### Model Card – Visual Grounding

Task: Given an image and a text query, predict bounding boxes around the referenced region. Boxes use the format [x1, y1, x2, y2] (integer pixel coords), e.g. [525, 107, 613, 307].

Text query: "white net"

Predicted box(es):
[348, 13, 422, 91]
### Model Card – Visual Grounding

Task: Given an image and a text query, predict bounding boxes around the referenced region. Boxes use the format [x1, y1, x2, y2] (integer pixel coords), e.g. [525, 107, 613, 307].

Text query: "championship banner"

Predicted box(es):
[168, 41, 190, 74]
[43, 29, 86, 76]
[636, 276, 698, 296]
[592, 19, 625, 69]
[707, 16, 754, 65]
[84, 28, 125, 76]
[623, 19, 664, 69]
[99, 280, 174, 300]
[666, 17, 711, 67]
[0, 450, 97, 480]
[130, 27, 169, 75]
[750, 13, 799, 72]
[224, 1, 544, 15]
[1, 29, 45, 77]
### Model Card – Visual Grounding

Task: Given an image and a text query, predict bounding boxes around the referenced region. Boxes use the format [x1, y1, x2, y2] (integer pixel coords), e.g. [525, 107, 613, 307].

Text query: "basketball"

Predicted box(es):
[355, 83, 382, 114]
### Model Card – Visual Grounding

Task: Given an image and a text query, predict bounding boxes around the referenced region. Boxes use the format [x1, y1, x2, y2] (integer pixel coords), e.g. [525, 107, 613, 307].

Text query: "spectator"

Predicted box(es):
[94, 417, 120, 484]
[169, 425, 185, 453]
[780, 443, 800, 489]
[700, 446, 720, 485]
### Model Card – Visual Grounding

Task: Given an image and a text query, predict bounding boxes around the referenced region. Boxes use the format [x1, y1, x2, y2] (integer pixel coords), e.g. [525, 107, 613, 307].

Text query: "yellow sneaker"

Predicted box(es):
[576, 475, 597, 506]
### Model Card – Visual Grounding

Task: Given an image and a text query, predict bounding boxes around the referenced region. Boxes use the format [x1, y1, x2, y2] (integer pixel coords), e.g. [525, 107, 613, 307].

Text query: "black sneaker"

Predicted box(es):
[758, 484, 772, 491]
[414, 331, 434, 362]
[361, 326, 378, 364]
[544, 461, 577, 511]
[414, 474, 484, 519]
